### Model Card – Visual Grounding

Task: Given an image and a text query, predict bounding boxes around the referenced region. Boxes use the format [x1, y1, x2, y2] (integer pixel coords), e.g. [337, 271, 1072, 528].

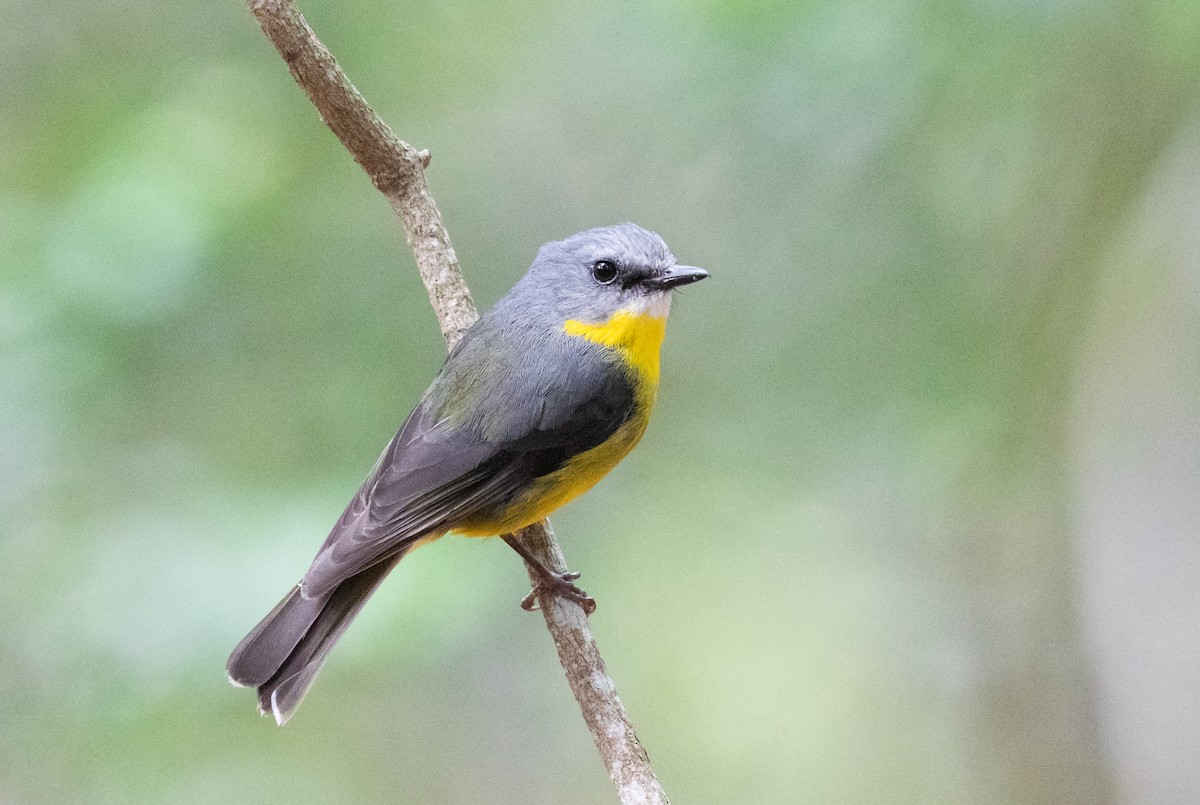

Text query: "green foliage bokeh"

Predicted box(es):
[3, 1, 1199, 803]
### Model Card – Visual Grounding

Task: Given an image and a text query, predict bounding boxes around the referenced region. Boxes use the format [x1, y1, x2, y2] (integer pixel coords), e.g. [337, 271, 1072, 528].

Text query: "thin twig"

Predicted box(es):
[245, 1, 668, 802]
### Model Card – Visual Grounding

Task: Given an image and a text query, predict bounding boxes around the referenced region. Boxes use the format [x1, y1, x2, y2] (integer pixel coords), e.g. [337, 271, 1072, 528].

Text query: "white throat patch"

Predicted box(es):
[622, 291, 672, 319]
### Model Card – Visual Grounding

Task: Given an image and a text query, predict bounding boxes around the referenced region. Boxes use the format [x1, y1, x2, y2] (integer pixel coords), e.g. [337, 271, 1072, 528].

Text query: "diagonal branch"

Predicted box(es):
[245, 2, 668, 802]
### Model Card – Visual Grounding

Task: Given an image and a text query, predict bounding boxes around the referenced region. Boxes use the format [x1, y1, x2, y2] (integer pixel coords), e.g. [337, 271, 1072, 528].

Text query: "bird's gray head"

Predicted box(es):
[512, 223, 707, 326]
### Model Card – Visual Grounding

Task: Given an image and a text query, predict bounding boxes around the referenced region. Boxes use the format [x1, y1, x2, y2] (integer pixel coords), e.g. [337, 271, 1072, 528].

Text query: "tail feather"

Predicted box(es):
[226, 585, 326, 688]
[227, 558, 399, 724]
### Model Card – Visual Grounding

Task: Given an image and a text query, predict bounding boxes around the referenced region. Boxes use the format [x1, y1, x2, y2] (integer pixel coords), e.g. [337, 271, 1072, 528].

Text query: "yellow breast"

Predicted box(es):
[455, 308, 667, 537]
[562, 309, 667, 389]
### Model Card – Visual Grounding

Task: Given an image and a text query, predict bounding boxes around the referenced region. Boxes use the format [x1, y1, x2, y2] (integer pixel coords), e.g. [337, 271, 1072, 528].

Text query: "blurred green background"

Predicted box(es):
[3, 0, 1199, 802]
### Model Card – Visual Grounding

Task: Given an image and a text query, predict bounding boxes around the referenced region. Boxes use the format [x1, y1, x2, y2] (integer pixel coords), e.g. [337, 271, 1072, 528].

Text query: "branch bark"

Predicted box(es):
[245, 2, 668, 802]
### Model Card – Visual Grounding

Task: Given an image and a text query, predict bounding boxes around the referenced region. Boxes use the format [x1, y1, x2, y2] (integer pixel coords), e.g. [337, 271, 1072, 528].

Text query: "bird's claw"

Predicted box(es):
[519, 572, 596, 615]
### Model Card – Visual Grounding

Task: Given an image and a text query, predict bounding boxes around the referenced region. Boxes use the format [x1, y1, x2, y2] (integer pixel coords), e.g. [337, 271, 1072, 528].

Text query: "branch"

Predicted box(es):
[248, 0, 477, 347]
[245, 2, 668, 802]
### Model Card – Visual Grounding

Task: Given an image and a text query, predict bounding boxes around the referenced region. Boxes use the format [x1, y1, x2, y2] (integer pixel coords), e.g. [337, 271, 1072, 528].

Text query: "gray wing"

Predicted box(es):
[299, 323, 636, 599]
[298, 401, 517, 598]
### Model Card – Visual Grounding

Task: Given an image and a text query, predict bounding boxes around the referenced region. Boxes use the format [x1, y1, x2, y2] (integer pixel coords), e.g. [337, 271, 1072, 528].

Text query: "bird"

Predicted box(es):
[226, 223, 708, 724]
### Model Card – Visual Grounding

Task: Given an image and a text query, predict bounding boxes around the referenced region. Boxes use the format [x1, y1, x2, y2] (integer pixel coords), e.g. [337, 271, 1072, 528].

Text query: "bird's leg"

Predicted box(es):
[502, 534, 597, 615]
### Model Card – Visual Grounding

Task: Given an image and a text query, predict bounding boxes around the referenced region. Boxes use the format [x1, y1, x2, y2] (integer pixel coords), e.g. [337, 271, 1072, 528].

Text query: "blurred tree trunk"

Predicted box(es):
[954, 28, 1194, 804]
[1071, 115, 1200, 805]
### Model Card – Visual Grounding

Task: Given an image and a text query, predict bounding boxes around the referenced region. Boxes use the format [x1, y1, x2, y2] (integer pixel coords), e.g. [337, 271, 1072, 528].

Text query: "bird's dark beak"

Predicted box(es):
[646, 265, 709, 290]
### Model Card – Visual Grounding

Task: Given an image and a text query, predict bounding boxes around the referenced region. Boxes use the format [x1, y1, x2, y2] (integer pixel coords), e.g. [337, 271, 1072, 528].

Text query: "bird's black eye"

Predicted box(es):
[591, 260, 619, 285]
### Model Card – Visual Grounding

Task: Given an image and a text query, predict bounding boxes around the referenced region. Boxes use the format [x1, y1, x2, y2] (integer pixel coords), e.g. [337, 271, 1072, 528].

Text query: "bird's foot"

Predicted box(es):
[502, 534, 597, 615]
[519, 571, 596, 615]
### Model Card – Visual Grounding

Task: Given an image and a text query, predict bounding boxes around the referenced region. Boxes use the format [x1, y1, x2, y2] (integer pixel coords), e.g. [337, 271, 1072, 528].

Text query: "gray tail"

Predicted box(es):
[226, 559, 398, 724]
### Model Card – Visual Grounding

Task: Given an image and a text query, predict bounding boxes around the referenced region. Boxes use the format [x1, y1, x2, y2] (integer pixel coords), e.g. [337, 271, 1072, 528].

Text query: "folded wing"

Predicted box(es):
[300, 332, 636, 599]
